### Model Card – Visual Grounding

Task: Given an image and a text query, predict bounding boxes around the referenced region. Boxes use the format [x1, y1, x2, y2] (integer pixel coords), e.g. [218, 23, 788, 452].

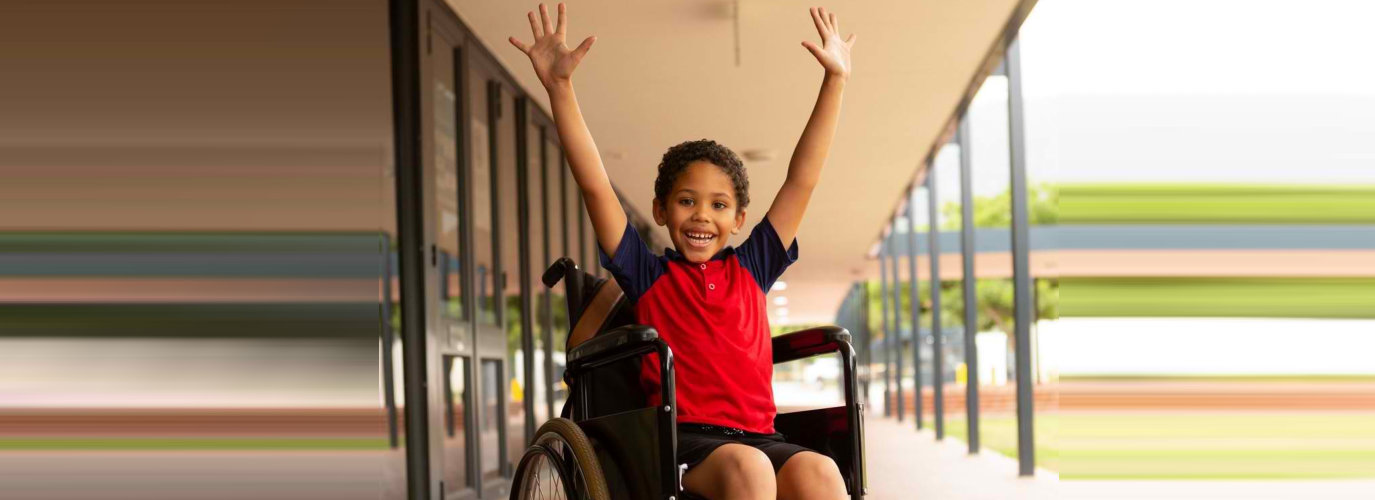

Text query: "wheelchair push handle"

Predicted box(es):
[541, 257, 577, 288]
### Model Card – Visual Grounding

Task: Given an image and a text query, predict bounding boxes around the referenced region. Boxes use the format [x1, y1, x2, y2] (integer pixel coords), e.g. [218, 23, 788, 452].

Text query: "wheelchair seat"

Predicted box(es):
[511, 258, 867, 500]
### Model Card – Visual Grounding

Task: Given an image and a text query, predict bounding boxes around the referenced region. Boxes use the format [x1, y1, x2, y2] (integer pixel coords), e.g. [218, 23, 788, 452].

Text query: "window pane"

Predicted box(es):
[495, 90, 524, 461]
[550, 154, 571, 414]
[525, 120, 549, 426]
[469, 74, 496, 325]
[565, 165, 580, 267]
[435, 48, 463, 321]
[480, 359, 502, 482]
[443, 356, 470, 489]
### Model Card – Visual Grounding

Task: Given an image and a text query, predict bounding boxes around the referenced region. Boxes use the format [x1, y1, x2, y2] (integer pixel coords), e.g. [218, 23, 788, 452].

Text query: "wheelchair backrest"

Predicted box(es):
[543, 258, 647, 419]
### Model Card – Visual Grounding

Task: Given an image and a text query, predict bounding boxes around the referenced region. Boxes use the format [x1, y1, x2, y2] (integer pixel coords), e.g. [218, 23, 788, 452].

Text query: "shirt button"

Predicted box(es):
[708, 283, 716, 290]
[700, 264, 707, 270]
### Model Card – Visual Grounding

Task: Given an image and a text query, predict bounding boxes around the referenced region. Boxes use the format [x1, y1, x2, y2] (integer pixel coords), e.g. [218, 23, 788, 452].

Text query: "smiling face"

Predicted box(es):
[652, 161, 747, 263]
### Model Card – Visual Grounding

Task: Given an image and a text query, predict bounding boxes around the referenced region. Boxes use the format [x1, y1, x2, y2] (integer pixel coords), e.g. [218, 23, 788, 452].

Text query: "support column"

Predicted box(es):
[905, 186, 923, 430]
[1006, 36, 1037, 476]
[857, 282, 872, 405]
[890, 224, 904, 423]
[926, 167, 945, 440]
[957, 115, 981, 454]
[879, 238, 892, 417]
[387, 0, 430, 496]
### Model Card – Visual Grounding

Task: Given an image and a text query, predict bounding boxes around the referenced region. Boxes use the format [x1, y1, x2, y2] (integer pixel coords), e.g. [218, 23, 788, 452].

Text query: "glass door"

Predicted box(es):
[425, 13, 478, 499]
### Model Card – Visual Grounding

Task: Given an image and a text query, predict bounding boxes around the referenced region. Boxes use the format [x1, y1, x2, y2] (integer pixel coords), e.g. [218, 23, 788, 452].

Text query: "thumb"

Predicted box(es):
[845, 33, 857, 46]
[801, 40, 824, 60]
[573, 36, 597, 59]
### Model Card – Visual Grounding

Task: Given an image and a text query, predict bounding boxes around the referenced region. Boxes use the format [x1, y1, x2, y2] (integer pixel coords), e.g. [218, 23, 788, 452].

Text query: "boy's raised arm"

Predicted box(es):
[766, 7, 856, 246]
[510, 3, 628, 257]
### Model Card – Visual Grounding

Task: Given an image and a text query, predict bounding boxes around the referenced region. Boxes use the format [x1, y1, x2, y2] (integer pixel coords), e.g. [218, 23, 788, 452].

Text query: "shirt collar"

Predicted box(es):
[664, 245, 736, 263]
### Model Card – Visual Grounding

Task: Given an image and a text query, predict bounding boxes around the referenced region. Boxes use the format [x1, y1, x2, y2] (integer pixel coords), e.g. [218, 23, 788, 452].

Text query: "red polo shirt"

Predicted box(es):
[598, 217, 798, 434]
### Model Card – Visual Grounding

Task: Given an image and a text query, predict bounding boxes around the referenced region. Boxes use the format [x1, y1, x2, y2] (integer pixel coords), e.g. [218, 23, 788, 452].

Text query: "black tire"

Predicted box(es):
[511, 418, 610, 500]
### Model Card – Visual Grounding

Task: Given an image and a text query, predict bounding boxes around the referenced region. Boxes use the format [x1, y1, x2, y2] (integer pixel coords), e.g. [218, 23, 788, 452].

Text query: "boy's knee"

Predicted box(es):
[780, 452, 845, 494]
[719, 445, 776, 493]
[800, 453, 841, 478]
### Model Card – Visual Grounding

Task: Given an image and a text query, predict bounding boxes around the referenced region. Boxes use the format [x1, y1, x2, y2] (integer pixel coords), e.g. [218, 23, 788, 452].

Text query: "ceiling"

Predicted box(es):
[450, 0, 1031, 324]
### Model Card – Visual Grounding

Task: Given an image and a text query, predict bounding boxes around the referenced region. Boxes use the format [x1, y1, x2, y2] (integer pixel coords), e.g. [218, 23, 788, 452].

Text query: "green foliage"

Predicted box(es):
[506, 293, 571, 360]
[864, 277, 1058, 339]
[771, 323, 827, 337]
[939, 183, 1059, 230]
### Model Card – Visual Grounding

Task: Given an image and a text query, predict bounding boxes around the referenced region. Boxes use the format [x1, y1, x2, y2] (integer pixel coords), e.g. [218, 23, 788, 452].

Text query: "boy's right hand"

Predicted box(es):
[509, 3, 596, 90]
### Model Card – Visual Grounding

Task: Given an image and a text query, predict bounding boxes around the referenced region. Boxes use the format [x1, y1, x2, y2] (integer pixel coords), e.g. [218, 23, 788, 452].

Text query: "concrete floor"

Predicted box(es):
[863, 414, 1375, 500]
[862, 414, 1058, 500]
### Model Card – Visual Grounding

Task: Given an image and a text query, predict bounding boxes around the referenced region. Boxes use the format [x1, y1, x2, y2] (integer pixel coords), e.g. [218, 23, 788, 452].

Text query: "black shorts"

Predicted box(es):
[676, 423, 813, 474]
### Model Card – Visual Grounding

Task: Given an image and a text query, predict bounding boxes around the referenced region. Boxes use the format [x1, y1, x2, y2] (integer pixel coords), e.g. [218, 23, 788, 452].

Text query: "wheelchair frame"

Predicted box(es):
[541, 258, 866, 500]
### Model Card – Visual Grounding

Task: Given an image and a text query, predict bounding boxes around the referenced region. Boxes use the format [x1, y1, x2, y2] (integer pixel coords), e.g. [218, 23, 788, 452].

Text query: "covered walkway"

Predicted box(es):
[862, 415, 1057, 499]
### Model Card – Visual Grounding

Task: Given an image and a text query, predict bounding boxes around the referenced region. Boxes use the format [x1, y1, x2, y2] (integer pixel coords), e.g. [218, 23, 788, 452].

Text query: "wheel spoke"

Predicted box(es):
[517, 447, 568, 500]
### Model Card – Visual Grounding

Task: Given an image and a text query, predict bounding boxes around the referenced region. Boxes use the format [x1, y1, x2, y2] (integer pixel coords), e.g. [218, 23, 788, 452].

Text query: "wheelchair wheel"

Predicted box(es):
[511, 418, 610, 500]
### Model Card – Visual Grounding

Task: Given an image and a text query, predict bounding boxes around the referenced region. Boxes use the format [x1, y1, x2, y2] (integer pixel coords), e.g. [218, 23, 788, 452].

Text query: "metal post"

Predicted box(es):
[515, 98, 537, 443]
[857, 282, 871, 405]
[1007, 36, 1036, 476]
[926, 168, 945, 440]
[957, 115, 981, 454]
[387, 0, 430, 496]
[886, 229, 901, 422]
[906, 187, 923, 430]
[878, 238, 892, 417]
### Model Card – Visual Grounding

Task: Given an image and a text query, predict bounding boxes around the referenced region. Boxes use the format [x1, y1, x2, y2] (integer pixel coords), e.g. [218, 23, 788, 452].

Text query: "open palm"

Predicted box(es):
[802, 7, 856, 78]
[509, 3, 595, 89]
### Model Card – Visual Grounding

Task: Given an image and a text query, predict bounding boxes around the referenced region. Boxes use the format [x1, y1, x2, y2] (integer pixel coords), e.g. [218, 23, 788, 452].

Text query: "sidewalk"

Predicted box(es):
[862, 415, 1058, 500]
[862, 414, 1375, 500]
[1060, 480, 1375, 500]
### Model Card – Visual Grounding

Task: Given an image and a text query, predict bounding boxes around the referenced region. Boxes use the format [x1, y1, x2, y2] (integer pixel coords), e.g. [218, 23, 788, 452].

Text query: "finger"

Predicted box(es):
[572, 36, 596, 60]
[528, 11, 542, 38]
[802, 40, 824, 60]
[845, 33, 856, 47]
[539, 4, 554, 38]
[810, 7, 828, 39]
[556, 2, 566, 35]
[509, 36, 530, 54]
[829, 12, 838, 33]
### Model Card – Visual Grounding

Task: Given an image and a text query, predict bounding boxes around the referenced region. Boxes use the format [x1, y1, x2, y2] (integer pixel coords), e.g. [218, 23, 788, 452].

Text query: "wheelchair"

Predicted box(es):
[511, 257, 867, 500]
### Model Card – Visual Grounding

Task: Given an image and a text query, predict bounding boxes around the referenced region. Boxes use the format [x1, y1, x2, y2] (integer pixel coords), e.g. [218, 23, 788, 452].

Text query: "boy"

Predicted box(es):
[510, 4, 854, 499]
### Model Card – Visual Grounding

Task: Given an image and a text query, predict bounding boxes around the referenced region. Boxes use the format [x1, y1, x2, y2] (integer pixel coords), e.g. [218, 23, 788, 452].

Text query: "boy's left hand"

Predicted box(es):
[801, 7, 856, 79]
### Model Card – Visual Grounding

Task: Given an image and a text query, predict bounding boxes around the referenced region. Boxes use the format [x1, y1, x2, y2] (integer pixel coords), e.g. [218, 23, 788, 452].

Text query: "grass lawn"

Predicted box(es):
[944, 412, 1375, 480]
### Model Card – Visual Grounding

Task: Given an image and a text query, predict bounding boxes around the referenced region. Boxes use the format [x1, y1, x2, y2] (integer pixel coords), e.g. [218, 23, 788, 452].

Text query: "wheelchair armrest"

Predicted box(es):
[564, 324, 676, 426]
[773, 325, 866, 499]
[773, 325, 852, 365]
[567, 324, 661, 371]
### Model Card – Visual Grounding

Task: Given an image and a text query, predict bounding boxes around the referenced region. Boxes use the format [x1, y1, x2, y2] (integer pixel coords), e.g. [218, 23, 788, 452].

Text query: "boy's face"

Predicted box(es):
[653, 161, 747, 263]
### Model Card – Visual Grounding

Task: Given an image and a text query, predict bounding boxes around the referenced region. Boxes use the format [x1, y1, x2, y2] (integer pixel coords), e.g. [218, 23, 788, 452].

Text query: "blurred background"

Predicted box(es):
[2, 0, 1372, 499]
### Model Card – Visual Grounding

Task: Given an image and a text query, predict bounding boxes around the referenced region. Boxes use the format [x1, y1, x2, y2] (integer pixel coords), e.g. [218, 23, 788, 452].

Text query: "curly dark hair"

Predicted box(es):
[653, 139, 750, 209]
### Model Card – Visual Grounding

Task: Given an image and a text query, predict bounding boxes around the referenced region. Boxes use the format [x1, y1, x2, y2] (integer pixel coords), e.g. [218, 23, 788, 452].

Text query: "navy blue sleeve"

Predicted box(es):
[734, 216, 799, 293]
[597, 220, 665, 301]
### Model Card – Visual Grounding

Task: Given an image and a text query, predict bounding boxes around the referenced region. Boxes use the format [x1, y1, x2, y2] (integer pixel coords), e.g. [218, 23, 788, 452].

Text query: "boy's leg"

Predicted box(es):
[682, 443, 776, 500]
[776, 451, 847, 500]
